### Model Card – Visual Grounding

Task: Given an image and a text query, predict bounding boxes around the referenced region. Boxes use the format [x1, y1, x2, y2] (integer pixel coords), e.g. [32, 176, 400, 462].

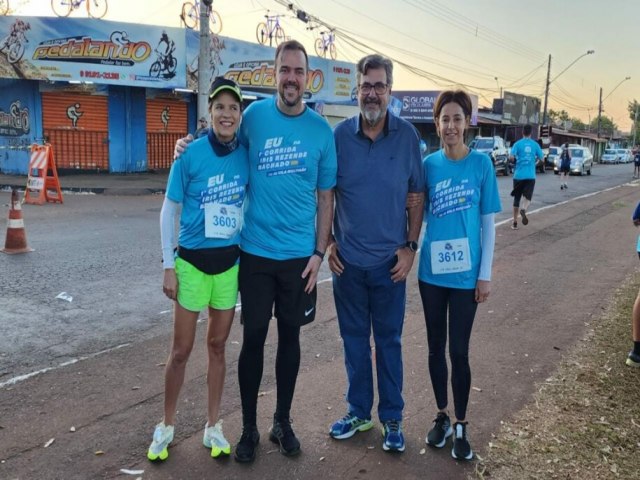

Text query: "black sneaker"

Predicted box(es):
[511, 221, 518, 230]
[426, 412, 453, 448]
[234, 425, 260, 463]
[519, 209, 528, 226]
[269, 416, 301, 456]
[626, 350, 640, 367]
[451, 422, 473, 461]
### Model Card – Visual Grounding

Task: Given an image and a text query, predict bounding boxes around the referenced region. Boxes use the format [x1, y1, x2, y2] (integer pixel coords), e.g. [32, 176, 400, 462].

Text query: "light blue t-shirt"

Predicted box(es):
[239, 97, 337, 260]
[418, 149, 502, 289]
[511, 137, 543, 180]
[166, 136, 249, 250]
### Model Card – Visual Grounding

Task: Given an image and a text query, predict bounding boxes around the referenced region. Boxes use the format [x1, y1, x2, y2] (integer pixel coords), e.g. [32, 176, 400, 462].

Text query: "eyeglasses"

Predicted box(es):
[359, 82, 389, 95]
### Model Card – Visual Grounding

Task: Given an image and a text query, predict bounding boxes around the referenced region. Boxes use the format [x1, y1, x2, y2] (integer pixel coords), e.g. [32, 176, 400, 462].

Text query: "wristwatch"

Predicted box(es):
[405, 241, 418, 253]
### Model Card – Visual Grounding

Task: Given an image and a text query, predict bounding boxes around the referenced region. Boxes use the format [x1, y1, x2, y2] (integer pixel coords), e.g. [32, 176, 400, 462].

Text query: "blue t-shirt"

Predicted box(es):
[511, 137, 543, 180]
[633, 201, 640, 253]
[418, 149, 502, 289]
[166, 136, 249, 250]
[239, 97, 337, 260]
[333, 113, 425, 268]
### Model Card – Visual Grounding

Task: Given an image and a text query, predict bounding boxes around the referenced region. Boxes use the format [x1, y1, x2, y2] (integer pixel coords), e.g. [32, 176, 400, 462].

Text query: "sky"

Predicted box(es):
[12, 0, 640, 131]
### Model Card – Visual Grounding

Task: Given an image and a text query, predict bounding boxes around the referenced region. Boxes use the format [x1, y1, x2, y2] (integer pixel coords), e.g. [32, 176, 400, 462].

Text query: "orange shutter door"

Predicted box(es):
[42, 92, 109, 170]
[146, 99, 189, 170]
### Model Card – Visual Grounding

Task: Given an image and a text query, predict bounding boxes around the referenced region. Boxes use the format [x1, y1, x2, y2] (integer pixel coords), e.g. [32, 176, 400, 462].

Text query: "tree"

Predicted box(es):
[548, 109, 570, 125]
[571, 118, 588, 131]
[591, 115, 617, 136]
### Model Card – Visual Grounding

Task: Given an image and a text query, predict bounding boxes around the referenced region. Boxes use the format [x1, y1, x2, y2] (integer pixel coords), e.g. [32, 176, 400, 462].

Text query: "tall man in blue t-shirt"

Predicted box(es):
[233, 40, 337, 464]
[327, 54, 425, 453]
[509, 124, 543, 229]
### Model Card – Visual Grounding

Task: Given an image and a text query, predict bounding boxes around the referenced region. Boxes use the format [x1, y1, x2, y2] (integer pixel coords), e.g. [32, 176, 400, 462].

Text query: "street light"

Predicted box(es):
[542, 49, 595, 126]
[494, 76, 501, 99]
[597, 76, 631, 138]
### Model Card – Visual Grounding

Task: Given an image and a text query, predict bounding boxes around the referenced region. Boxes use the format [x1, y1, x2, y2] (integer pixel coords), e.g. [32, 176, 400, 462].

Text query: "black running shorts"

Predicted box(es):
[511, 179, 535, 207]
[239, 250, 317, 330]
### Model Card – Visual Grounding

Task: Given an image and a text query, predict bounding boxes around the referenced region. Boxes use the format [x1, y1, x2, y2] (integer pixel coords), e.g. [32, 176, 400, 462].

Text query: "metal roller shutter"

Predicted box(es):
[146, 98, 189, 170]
[42, 92, 109, 171]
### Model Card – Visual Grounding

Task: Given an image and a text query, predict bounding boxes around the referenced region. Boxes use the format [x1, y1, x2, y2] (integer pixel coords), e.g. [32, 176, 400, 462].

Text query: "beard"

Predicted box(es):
[279, 83, 302, 108]
[361, 100, 384, 126]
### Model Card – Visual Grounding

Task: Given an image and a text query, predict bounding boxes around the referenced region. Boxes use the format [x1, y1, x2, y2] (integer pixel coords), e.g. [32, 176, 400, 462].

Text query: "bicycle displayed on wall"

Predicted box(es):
[181, 0, 222, 35]
[0, 1, 9, 16]
[52, 0, 108, 18]
[256, 13, 285, 46]
[314, 30, 336, 60]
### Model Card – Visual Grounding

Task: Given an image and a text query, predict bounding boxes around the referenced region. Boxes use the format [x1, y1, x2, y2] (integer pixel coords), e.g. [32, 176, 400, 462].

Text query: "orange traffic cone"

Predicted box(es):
[2, 189, 34, 254]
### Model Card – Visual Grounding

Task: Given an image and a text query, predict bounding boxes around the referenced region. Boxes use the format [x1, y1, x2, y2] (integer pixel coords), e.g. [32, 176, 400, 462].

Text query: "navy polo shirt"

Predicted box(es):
[333, 111, 424, 268]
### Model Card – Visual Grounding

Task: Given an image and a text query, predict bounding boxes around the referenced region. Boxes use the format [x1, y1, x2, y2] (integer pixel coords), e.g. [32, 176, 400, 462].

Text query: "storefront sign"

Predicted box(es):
[391, 90, 478, 125]
[0, 16, 186, 88]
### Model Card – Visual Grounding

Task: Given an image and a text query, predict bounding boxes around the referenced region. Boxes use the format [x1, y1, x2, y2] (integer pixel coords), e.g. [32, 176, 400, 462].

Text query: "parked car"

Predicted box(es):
[617, 149, 632, 163]
[601, 149, 620, 164]
[554, 146, 593, 175]
[547, 146, 562, 171]
[469, 136, 510, 176]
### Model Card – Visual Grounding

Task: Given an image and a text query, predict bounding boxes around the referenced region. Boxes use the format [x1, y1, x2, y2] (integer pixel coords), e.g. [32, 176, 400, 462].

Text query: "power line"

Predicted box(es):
[285, 0, 533, 84]
[401, 0, 545, 63]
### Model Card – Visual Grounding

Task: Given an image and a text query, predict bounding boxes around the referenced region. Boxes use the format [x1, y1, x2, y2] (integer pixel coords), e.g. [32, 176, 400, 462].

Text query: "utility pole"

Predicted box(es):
[634, 103, 639, 148]
[197, 0, 213, 123]
[597, 87, 603, 138]
[541, 54, 551, 126]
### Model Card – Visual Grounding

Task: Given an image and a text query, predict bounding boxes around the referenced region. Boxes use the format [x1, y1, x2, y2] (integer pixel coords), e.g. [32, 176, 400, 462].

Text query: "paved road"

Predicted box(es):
[1, 163, 639, 479]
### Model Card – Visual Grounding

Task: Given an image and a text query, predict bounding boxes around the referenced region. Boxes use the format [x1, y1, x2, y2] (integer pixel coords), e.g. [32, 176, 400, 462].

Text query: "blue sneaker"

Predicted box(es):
[329, 413, 373, 440]
[382, 420, 405, 452]
[147, 422, 174, 461]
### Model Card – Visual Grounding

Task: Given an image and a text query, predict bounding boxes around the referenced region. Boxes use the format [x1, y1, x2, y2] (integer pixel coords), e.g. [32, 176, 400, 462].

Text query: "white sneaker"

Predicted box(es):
[203, 420, 231, 457]
[147, 422, 174, 461]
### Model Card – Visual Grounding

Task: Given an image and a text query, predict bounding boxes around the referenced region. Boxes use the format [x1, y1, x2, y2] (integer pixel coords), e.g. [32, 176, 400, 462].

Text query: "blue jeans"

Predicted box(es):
[333, 254, 406, 422]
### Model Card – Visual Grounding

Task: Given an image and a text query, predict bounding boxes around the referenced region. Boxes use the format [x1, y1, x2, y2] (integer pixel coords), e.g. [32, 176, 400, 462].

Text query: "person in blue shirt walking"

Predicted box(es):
[508, 124, 543, 229]
[148, 77, 249, 462]
[327, 54, 425, 453]
[419, 90, 501, 461]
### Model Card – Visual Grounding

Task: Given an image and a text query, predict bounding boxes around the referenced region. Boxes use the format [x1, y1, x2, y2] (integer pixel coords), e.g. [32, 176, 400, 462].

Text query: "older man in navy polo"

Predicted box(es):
[327, 54, 424, 453]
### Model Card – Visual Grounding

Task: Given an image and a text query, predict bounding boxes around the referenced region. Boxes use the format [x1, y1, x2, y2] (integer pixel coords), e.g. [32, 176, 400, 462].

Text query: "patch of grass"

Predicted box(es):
[474, 275, 640, 479]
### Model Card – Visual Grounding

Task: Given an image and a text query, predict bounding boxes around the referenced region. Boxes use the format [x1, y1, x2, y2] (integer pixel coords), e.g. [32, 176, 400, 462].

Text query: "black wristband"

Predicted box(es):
[313, 249, 325, 260]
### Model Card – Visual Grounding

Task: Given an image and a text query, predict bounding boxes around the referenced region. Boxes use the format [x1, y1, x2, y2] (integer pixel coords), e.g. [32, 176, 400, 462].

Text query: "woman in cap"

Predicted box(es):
[147, 77, 248, 462]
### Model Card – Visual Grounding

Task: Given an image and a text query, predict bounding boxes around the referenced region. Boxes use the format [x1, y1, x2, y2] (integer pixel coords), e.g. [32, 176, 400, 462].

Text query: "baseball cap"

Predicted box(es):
[208, 77, 243, 103]
[199, 116, 207, 122]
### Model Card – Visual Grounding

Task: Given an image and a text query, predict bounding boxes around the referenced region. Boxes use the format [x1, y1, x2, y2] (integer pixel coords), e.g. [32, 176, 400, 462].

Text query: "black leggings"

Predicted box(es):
[418, 281, 477, 421]
[237, 318, 301, 426]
